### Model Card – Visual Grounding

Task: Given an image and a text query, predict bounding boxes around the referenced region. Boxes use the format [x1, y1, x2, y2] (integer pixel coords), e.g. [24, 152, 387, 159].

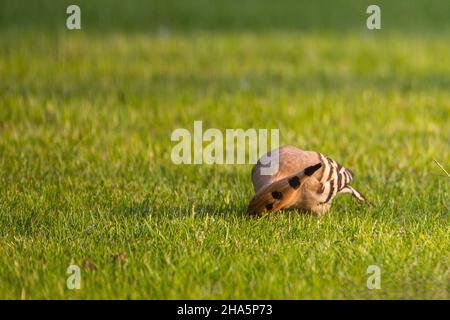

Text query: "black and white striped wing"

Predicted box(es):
[317, 153, 354, 203]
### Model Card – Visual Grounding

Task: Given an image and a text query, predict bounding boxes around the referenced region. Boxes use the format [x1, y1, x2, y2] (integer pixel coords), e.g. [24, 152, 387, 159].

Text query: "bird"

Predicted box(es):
[247, 145, 370, 216]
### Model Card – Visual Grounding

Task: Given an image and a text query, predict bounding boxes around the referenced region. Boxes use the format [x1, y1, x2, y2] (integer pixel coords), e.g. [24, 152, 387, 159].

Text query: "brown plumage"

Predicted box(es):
[247, 146, 369, 216]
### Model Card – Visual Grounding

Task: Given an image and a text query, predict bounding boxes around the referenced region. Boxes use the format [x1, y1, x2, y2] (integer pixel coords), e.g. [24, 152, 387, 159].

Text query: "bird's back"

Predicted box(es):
[251, 146, 321, 194]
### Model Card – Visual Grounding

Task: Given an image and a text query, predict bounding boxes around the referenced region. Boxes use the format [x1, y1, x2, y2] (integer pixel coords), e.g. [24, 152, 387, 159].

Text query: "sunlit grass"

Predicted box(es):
[0, 1, 449, 299]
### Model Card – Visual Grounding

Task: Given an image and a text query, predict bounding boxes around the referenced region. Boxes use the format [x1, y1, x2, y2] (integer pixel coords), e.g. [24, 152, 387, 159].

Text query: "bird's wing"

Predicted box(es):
[247, 163, 322, 216]
[317, 154, 354, 192]
[251, 146, 322, 194]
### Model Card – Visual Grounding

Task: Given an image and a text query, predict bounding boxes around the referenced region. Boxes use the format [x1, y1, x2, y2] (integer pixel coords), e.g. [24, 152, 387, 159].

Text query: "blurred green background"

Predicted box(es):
[1, 0, 450, 33]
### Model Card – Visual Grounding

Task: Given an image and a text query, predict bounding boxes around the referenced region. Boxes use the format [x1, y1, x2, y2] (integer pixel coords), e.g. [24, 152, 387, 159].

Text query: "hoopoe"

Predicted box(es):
[247, 146, 370, 216]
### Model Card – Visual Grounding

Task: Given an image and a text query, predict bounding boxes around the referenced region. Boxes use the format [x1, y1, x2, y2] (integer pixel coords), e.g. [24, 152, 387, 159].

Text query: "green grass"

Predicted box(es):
[0, 0, 449, 299]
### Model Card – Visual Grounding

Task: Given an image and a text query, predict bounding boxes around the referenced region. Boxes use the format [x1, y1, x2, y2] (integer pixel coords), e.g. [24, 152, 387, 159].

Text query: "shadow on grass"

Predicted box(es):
[111, 198, 248, 218]
[109, 167, 250, 219]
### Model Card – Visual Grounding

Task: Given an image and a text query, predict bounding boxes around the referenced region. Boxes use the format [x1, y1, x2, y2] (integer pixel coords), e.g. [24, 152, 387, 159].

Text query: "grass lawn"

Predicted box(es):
[0, 0, 449, 299]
